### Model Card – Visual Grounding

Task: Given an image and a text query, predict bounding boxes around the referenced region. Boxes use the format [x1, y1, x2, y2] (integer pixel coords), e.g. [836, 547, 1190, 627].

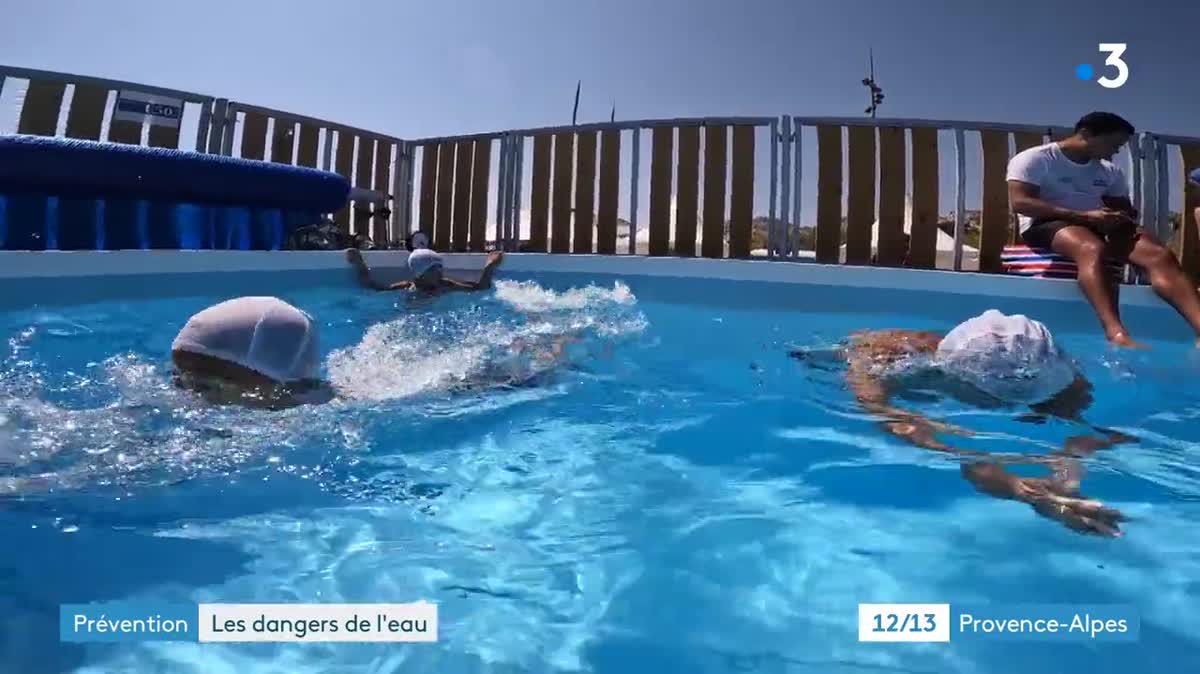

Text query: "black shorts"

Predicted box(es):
[1020, 220, 1075, 250]
[1020, 219, 1139, 251]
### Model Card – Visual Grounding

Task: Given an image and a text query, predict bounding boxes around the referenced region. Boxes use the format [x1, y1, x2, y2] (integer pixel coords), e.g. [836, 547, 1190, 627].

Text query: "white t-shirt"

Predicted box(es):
[1006, 142, 1130, 232]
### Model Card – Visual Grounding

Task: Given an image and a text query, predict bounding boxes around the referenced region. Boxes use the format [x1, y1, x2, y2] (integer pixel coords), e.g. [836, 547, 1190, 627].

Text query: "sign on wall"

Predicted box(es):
[112, 91, 183, 128]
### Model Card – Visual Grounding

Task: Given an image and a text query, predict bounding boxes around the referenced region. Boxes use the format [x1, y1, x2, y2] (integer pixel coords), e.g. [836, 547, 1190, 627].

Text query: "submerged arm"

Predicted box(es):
[346, 249, 411, 291]
[846, 359, 977, 455]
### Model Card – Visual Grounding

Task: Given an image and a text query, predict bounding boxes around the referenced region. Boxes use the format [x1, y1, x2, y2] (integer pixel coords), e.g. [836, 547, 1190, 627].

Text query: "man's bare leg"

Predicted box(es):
[1123, 232, 1200, 345]
[1049, 225, 1140, 347]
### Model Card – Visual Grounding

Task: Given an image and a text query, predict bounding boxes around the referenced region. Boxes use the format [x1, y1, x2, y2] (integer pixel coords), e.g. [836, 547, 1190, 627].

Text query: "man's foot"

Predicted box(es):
[1106, 330, 1149, 350]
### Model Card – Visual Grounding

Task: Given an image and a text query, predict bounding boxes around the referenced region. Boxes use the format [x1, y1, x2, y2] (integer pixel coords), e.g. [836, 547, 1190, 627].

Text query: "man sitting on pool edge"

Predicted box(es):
[346, 246, 505, 294]
[791, 310, 1134, 537]
[1007, 111, 1200, 349]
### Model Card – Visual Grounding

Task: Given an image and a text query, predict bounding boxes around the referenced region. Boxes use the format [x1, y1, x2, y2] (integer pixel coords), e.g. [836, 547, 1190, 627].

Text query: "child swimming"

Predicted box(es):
[792, 310, 1133, 537]
[346, 247, 505, 295]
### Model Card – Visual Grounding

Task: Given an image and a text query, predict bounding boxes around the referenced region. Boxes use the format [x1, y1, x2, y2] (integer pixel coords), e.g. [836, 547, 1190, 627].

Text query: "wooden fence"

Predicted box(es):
[4, 64, 1199, 279]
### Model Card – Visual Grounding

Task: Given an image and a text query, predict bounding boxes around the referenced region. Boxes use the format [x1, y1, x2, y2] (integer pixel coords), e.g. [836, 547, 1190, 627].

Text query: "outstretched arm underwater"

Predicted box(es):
[840, 330, 978, 454]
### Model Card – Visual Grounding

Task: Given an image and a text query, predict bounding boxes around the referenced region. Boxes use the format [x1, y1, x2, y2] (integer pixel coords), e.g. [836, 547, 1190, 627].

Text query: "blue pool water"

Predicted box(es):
[1, 270, 1199, 673]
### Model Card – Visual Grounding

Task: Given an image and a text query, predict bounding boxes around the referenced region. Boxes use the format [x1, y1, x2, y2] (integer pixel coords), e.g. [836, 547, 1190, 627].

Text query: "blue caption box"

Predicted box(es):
[60, 602, 198, 643]
[953, 604, 1139, 642]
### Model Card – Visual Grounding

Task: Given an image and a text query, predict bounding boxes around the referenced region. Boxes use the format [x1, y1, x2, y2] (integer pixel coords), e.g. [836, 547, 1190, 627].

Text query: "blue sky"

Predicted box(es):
[1, 0, 1197, 225]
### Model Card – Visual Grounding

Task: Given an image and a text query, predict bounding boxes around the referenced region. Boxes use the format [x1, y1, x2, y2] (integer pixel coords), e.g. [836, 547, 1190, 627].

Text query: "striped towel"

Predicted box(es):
[1001, 245, 1125, 280]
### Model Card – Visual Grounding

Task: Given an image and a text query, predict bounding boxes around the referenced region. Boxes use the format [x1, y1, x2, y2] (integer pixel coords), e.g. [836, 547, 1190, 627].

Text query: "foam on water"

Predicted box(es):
[327, 280, 646, 401]
[0, 280, 648, 501]
[494, 280, 637, 315]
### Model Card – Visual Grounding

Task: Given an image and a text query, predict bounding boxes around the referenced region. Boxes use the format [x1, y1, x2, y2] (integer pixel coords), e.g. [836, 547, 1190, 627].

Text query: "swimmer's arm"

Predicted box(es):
[346, 249, 407, 291]
[441, 277, 485, 291]
[441, 251, 505, 292]
[1028, 375, 1092, 423]
[1028, 376, 1138, 448]
[847, 364, 971, 455]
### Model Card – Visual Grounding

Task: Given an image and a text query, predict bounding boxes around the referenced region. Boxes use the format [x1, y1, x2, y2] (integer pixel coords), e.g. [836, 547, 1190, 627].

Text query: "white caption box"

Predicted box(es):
[199, 603, 437, 642]
[858, 603, 950, 642]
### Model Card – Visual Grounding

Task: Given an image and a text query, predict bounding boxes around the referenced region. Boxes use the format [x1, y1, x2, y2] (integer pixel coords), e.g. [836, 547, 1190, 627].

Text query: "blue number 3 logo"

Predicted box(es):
[1098, 44, 1128, 89]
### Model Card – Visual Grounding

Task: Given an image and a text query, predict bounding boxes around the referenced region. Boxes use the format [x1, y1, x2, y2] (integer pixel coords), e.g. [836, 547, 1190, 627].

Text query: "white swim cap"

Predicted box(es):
[171, 296, 319, 384]
[935, 310, 1076, 403]
[408, 248, 443, 277]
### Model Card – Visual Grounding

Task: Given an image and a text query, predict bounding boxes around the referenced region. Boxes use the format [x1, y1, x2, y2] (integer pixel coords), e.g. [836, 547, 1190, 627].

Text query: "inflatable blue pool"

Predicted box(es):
[0, 135, 351, 251]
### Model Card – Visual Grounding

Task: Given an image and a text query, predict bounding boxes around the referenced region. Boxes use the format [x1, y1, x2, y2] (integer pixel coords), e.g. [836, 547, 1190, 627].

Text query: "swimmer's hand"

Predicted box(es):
[1011, 475, 1125, 537]
[467, 250, 504, 290]
[1028, 489, 1126, 538]
[347, 248, 407, 291]
[963, 463, 1125, 537]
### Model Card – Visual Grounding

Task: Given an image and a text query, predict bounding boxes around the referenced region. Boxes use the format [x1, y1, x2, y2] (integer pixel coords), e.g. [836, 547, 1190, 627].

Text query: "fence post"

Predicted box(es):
[219, 104, 237, 157]
[792, 119, 803, 259]
[629, 127, 640, 255]
[511, 135, 524, 251]
[391, 141, 408, 246]
[205, 98, 228, 154]
[768, 117, 778, 260]
[1141, 135, 1156, 236]
[321, 128, 334, 172]
[1156, 137, 1169, 246]
[194, 99, 213, 153]
[404, 142, 415, 241]
[953, 128, 967, 272]
[776, 116, 792, 259]
[1133, 133, 1153, 284]
[495, 134, 510, 250]
[1130, 133, 1142, 224]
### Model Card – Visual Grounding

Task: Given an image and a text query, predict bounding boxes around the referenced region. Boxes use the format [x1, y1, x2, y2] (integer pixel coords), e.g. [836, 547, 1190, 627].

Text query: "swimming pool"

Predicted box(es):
[1, 255, 1199, 673]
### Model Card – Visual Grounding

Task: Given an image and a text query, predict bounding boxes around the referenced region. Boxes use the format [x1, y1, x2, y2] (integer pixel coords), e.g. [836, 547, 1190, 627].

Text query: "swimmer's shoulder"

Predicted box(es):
[850, 329, 941, 349]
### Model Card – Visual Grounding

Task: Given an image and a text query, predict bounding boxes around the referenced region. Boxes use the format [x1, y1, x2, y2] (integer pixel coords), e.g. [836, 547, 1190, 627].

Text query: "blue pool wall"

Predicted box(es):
[0, 135, 350, 251]
[0, 251, 1191, 344]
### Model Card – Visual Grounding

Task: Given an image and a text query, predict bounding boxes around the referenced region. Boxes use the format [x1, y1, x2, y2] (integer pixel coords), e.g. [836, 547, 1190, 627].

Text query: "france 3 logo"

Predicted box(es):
[1076, 44, 1128, 89]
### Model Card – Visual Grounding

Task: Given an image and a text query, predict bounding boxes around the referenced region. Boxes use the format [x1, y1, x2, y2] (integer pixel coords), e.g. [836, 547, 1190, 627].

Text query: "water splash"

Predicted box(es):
[0, 280, 648, 499]
[494, 279, 637, 314]
[328, 281, 647, 401]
